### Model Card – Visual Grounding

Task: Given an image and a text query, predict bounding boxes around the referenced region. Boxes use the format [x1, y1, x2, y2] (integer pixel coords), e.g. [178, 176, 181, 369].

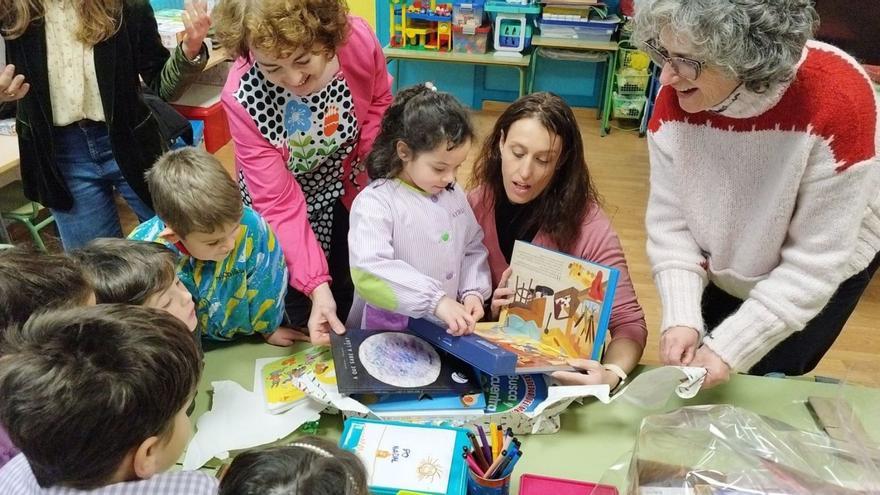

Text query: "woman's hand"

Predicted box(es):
[489, 267, 514, 320]
[660, 326, 700, 365]
[690, 345, 731, 389]
[435, 296, 475, 336]
[462, 294, 485, 323]
[0, 65, 30, 103]
[307, 283, 346, 345]
[181, 0, 212, 61]
[551, 359, 620, 388]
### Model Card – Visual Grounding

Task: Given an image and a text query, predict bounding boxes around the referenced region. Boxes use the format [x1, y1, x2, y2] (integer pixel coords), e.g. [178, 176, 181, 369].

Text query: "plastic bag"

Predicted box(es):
[620, 404, 880, 494]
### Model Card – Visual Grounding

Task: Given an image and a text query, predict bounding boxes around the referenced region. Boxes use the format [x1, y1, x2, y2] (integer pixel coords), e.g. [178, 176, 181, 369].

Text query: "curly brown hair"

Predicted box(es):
[213, 0, 350, 60]
[469, 92, 599, 251]
[1, 0, 120, 44]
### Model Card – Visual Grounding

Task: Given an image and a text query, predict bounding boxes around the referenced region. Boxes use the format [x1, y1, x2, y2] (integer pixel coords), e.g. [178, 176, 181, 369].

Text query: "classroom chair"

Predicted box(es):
[0, 180, 55, 252]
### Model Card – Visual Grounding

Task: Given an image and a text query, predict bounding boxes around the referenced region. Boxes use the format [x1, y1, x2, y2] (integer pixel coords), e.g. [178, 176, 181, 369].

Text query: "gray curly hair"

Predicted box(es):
[632, 0, 818, 93]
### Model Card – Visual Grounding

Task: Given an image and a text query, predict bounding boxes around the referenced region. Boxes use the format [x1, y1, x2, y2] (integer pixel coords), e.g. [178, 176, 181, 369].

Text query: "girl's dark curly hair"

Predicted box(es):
[366, 83, 474, 180]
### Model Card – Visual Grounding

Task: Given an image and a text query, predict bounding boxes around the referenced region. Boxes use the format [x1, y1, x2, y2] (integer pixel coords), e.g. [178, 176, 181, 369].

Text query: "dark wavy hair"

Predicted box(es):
[469, 92, 599, 250]
[366, 83, 474, 180]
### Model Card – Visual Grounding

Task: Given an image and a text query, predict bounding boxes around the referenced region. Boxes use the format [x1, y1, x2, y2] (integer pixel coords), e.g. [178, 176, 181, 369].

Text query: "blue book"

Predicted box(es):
[339, 418, 469, 495]
[410, 240, 619, 376]
[355, 390, 486, 413]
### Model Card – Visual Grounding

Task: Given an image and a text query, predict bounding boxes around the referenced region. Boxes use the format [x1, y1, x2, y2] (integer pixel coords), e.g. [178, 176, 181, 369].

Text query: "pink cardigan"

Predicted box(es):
[221, 17, 393, 294]
[468, 186, 648, 348]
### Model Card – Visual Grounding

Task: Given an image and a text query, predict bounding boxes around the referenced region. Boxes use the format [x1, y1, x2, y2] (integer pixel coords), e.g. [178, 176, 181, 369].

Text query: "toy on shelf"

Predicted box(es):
[391, 0, 455, 51]
[452, 0, 486, 26]
[485, 1, 540, 56]
[452, 23, 491, 54]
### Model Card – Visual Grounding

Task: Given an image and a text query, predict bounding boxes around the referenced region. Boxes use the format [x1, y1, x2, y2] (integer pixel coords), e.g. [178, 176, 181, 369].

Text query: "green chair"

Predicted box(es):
[0, 180, 55, 252]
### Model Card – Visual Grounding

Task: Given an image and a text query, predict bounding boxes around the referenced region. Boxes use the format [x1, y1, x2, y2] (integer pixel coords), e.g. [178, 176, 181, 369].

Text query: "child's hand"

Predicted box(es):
[264, 326, 311, 347]
[462, 294, 484, 323]
[308, 283, 346, 345]
[435, 296, 475, 336]
[490, 267, 514, 320]
[181, 0, 212, 61]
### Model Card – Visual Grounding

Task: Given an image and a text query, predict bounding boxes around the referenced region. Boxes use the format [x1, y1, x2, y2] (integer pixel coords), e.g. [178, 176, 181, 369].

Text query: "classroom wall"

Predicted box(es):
[375, 0, 608, 109]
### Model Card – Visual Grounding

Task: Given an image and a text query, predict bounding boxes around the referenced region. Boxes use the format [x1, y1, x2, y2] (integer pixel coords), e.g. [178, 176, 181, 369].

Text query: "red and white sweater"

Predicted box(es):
[646, 40, 880, 372]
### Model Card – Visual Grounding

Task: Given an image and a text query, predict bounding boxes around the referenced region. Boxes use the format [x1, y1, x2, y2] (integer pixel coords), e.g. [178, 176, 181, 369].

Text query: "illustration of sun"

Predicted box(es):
[416, 457, 444, 482]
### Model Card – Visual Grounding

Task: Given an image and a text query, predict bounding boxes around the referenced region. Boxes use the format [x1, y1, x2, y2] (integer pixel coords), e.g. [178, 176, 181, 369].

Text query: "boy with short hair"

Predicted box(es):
[72, 238, 198, 334]
[129, 147, 302, 346]
[0, 247, 95, 469]
[0, 305, 216, 494]
[0, 247, 95, 330]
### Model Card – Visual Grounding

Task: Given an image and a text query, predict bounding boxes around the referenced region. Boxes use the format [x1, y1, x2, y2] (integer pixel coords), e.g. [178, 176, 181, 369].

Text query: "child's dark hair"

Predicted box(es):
[366, 83, 474, 180]
[71, 238, 178, 305]
[0, 247, 93, 330]
[219, 437, 369, 495]
[0, 305, 202, 489]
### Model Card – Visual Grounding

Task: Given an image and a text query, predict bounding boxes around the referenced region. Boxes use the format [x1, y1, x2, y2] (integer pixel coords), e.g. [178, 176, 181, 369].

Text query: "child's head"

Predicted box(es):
[145, 147, 243, 262]
[71, 238, 198, 332]
[0, 305, 201, 489]
[213, 0, 349, 96]
[219, 437, 368, 495]
[366, 83, 474, 194]
[470, 92, 598, 250]
[0, 247, 94, 330]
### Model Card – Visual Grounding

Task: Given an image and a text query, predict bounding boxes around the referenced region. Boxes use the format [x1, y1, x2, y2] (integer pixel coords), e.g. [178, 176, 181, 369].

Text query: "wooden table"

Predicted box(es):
[383, 47, 533, 98]
[0, 134, 20, 244]
[529, 36, 619, 136]
[190, 338, 880, 493]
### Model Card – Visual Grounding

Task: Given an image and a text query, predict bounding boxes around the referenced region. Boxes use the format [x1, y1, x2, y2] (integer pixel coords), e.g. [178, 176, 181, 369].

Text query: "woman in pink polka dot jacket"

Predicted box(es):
[214, 0, 393, 344]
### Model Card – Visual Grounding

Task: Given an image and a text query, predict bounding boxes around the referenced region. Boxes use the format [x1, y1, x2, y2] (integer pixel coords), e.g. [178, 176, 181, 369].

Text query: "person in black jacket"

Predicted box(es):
[0, 0, 211, 250]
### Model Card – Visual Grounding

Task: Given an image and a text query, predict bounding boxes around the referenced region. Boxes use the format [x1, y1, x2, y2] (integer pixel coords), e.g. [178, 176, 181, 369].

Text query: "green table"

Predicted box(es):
[192, 339, 880, 493]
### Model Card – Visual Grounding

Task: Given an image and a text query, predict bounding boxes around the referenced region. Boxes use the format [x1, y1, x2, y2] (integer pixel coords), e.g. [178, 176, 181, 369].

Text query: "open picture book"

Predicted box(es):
[411, 240, 618, 375]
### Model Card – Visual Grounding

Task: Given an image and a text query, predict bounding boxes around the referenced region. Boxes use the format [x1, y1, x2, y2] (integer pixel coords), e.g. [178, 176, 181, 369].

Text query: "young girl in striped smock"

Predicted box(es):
[346, 84, 492, 335]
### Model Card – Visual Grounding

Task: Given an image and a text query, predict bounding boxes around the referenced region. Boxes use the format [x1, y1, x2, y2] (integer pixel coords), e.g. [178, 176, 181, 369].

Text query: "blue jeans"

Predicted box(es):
[50, 122, 154, 251]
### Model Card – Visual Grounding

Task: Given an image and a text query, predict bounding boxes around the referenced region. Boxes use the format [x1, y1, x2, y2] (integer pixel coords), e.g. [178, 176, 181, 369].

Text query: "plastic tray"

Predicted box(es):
[519, 474, 619, 495]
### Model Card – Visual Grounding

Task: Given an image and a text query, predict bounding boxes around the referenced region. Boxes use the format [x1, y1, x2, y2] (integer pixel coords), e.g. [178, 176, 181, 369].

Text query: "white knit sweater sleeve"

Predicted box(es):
[645, 133, 709, 335]
[705, 150, 880, 371]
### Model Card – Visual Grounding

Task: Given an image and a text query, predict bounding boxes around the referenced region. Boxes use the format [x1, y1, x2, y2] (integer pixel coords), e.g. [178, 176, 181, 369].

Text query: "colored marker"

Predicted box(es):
[489, 422, 499, 460]
[499, 450, 523, 478]
[470, 439, 490, 471]
[463, 452, 484, 477]
[484, 449, 507, 478]
[475, 424, 492, 463]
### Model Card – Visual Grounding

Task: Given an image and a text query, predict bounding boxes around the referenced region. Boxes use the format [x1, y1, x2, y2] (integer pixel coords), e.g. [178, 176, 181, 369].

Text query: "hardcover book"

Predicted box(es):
[260, 345, 335, 413]
[410, 240, 618, 375]
[339, 418, 470, 495]
[330, 328, 482, 396]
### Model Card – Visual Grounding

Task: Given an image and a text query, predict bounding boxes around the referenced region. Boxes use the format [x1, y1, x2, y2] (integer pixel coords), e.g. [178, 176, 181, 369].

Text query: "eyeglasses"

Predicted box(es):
[642, 40, 704, 81]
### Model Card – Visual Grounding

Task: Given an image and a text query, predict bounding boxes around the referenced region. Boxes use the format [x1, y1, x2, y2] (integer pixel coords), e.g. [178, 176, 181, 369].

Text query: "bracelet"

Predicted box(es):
[603, 363, 627, 392]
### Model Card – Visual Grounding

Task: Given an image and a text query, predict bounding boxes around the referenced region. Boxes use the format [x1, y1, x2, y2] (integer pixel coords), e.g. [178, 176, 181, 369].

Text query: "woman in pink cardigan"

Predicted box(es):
[468, 93, 646, 391]
[214, 0, 392, 342]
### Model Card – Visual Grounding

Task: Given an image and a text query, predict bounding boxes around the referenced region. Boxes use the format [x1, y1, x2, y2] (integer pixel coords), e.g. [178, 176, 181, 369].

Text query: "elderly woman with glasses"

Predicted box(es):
[635, 0, 880, 388]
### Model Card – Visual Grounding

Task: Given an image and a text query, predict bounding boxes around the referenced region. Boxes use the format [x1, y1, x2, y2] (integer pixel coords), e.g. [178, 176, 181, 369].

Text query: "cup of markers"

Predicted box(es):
[464, 422, 523, 495]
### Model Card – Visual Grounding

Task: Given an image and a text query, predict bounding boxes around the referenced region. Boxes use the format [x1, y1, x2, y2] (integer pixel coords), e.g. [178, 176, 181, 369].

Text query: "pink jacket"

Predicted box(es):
[222, 17, 393, 294]
[468, 186, 648, 348]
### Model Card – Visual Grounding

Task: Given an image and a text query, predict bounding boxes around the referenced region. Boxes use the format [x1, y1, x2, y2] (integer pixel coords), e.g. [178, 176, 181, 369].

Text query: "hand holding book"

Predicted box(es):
[489, 267, 514, 320]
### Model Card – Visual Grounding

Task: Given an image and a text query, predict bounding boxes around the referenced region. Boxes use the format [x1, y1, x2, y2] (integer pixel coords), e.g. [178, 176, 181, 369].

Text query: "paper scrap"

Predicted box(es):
[182, 368, 324, 470]
[614, 366, 707, 409]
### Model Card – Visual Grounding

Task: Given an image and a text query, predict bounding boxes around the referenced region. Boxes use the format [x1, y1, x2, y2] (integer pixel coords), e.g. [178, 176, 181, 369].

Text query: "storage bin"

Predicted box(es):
[538, 21, 614, 41]
[453, 0, 485, 26]
[612, 92, 646, 120]
[615, 67, 651, 95]
[452, 24, 492, 54]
